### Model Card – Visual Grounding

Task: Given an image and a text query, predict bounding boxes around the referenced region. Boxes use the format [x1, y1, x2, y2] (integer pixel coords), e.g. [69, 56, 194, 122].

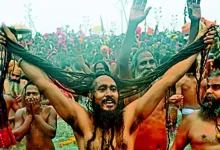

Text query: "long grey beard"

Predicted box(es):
[9, 81, 21, 97]
[135, 69, 153, 79]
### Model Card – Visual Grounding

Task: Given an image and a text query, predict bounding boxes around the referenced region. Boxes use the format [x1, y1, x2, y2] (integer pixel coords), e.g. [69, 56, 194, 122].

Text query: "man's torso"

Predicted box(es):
[188, 112, 220, 150]
[22, 107, 55, 150]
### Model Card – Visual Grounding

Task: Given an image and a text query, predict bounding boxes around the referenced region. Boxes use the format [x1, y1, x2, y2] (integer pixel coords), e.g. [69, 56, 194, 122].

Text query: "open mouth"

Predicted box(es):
[103, 99, 116, 107]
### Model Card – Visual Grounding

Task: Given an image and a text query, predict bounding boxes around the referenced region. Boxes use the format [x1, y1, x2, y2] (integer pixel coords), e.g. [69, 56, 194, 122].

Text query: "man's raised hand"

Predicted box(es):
[0, 23, 17, 44]
[187, 0, 201, 21]
[129, 0, 151, 25]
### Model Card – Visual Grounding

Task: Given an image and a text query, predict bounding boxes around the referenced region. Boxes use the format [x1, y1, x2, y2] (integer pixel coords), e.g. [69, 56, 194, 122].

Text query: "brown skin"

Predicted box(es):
[118, 0, 201, 148]
[0, 11, 215, 150]
[175, 74, 206, 118]
[4, 73, 27, 97]
[171, 76, 220, 150]
[4, 94, 21, 128]
[13, 85, 57, 150]
[171, 0, 202, 119]
[132, 51, 167, 150]
[4, 74, 27, 128]
[134, 51, 157, 77]
[5, 94, 20, 116]
[95, 63, 105, 73]
[7, 48, 212, 149]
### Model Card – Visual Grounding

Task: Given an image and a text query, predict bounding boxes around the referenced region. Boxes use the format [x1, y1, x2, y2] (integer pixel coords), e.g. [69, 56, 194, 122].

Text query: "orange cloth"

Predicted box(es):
[8, 60, 21, 75]
[147, 28, 154, 35]
[182, 17, 216, 35]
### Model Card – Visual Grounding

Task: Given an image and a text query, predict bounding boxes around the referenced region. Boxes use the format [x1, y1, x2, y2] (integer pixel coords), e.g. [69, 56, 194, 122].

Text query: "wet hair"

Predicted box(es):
[4, 26, 214, 100]
[0, 43, 12, 133]
[85, 73, 125, 149]
[93, 61, 110, 73]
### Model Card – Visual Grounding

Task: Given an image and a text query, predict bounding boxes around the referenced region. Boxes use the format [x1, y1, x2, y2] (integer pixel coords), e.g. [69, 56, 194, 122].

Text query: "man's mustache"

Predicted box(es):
[140, 68, 153, 77]
[102, 97, 116, 104]
[9, 78, 20, 83]
[203, 94, 216, 103]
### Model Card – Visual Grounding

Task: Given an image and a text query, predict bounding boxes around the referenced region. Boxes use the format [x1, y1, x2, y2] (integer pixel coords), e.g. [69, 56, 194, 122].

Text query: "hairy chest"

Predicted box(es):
[189, 120, 220, 145]
[85, 127, 131, 150]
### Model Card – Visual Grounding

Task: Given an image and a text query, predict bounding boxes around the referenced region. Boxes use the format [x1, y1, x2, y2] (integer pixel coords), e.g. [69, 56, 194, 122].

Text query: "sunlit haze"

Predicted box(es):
[1, 0, 219, 34]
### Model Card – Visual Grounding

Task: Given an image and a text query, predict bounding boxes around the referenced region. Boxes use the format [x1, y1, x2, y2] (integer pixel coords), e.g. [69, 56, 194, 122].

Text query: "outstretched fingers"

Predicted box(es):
[134, 0, 142, 5]
[187, 0, 192, 6]
[144, 7, 152, 18]
[141, 0, 147, 6]
[133, 0, 147, 7]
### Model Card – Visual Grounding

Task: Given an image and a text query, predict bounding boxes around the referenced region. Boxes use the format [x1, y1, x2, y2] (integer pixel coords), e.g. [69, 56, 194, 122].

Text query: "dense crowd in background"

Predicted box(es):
[16, 25, 189, 73]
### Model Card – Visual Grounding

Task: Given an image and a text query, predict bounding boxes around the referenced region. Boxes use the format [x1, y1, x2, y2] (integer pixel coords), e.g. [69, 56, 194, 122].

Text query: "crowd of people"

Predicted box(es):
[0, 0, 220, 150]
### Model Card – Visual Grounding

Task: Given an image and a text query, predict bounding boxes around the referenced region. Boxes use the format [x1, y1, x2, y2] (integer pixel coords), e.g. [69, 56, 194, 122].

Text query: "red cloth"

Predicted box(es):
[136, 27, 142, 39]
[0, 128, 16, 148]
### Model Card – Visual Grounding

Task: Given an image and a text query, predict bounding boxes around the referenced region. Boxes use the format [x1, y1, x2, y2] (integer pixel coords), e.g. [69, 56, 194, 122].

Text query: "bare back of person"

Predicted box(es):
[177, 75, 206, 118]
[180, 75, 201, 109]
[21, 106, 55, 150]
[185, 112, 220, 150]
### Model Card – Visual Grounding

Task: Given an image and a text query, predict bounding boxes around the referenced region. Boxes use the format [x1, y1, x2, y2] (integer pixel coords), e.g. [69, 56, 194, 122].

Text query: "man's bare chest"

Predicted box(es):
[189, 120, 220, 145]
[83, 127, 130, 150]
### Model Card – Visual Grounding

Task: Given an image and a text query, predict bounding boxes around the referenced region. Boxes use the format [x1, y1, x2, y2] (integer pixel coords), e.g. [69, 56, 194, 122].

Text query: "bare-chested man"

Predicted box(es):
[174, 61, 206, 118]
[4, 61, 28, 128]
[13, 82, 57, 150]
[4, 94, 21, 127]
[130, 49, 168, 150]
[169, 0, 204, 122]
[0, 17, 215, 150]
[117, 0, 202, 149]
[171, 70, 220, 150]
[4, 60, 27, 100]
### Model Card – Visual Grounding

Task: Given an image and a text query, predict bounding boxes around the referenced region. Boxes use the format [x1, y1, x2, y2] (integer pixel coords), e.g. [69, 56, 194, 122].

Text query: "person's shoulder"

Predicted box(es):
[16, 108, 26, 116]
[184, 111, 200, 123]
[20, 79, 28, 85]
[44, 105, 56, 113]
[4, 94, 13, 99]
[3, 94, 15, 102]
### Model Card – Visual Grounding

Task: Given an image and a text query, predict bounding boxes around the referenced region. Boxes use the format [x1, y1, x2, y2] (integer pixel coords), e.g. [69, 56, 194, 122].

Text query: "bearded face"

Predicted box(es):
[9, 72, 20, 83]
[135, 51, 156, 79]
[8, 72, 21, 98]
[200, 75, 220, 119]
[91, 98, 123, 130]
[89, 75, 123, 129]
[200, 94, 220, 119]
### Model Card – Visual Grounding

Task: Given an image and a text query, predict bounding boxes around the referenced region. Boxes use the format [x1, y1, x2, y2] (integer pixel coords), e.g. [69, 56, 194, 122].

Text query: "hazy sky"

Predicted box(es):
[0, 0, 219, 34]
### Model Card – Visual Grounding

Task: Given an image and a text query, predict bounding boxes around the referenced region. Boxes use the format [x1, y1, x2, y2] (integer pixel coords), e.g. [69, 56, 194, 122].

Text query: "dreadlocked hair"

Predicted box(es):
[0, 43, 16, 148]
[4, 26, 214, 100]
[0, 44, 11, 127]
[84, 72, 125, 112]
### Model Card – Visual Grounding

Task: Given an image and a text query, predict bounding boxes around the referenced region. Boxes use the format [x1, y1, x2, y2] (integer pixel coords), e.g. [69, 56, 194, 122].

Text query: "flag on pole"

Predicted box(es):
[100, 15, 105, 32]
